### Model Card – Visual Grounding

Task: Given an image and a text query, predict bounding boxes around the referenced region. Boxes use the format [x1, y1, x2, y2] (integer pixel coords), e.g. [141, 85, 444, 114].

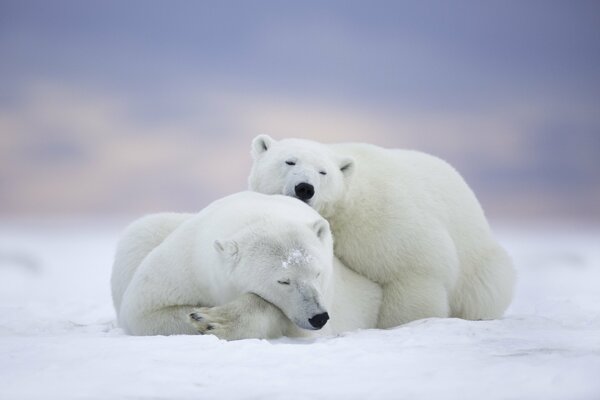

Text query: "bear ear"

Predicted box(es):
[312, 219, 330, 242]
[214, 239, 240, 263]
[251, 134, 275, 159]
[338, 156, 355, 177]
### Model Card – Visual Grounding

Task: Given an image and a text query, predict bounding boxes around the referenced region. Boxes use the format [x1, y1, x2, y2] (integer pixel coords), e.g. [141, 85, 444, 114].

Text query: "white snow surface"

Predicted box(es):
[1, 221, 599, 400]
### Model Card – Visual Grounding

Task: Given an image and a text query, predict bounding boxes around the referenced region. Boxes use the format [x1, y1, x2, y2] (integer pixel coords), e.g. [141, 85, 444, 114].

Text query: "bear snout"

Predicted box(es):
[308, 312, 329, 329]
[295, 183, 315, 201]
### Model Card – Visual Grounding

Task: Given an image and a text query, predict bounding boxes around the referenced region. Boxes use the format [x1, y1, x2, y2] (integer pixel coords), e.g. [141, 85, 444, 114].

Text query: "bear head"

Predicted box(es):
[248, 135, 354, 218]
[213, 217, 334, 331]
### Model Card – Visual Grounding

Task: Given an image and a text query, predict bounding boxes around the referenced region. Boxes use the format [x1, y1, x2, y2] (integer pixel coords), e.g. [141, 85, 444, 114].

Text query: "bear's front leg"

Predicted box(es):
[378, 277, 450, 328]
[189, 293, 298, 340]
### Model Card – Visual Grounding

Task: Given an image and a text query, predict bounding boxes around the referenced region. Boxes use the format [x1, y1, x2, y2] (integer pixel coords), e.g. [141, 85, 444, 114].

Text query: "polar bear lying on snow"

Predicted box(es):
[249, 135, 516, 328]
[111, 191, 381, 339]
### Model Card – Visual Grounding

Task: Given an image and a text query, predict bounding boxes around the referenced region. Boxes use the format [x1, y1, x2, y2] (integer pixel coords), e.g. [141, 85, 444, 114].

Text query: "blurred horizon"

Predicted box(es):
[1, 1, 599, 222]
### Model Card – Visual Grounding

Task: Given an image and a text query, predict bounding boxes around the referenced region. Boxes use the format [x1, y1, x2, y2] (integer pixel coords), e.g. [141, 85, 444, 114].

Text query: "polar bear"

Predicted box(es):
[111, 191, 381, 339]
[248, 135, 516, 328]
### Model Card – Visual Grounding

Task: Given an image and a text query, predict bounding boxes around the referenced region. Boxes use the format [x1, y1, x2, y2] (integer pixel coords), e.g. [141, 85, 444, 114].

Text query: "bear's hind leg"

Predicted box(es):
[451, 246, 515, 320]
[377, 277, 450, 328]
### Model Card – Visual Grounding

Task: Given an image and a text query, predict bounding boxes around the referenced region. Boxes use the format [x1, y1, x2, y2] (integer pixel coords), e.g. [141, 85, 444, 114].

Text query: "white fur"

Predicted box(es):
[111, 191, 381, 339]
[248, 135, 516, 328]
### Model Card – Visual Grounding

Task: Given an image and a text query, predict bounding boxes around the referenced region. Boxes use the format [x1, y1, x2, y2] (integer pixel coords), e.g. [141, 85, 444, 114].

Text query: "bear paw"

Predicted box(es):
[189, 307, 237, 340]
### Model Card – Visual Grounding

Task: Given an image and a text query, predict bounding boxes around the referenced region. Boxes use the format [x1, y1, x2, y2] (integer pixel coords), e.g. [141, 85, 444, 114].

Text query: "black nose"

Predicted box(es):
[308, 312, 329, 329]
[295, 183, 315, 201]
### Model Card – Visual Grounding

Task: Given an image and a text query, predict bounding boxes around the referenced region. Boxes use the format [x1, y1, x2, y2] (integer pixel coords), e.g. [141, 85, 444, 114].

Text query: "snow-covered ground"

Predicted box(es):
[1, 221, 599, 400]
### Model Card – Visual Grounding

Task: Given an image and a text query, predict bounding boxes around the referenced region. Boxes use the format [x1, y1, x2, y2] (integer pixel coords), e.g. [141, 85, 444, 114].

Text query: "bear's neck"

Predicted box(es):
[324, 190, 358, 235]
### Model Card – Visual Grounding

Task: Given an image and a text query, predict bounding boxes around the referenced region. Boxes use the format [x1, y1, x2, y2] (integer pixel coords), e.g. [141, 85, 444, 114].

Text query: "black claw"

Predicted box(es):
[190, 313, 203, 321]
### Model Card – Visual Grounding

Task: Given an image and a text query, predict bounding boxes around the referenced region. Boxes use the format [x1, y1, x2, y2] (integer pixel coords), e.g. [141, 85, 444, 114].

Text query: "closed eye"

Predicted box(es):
[319, 171, 327, 175]
[277, 279, 291, 285]
[285, 160, 296, 166]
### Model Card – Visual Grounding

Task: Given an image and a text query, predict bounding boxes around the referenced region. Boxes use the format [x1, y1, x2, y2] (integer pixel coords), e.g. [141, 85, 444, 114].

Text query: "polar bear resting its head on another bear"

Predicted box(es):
[111, 191, 381, 339]
[249, 135, 516, 328]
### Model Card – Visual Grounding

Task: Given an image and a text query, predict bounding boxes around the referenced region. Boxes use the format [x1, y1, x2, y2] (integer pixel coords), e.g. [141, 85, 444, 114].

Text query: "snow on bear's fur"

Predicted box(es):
[111, 191, 381, 339]
[249, 135, 516, 328]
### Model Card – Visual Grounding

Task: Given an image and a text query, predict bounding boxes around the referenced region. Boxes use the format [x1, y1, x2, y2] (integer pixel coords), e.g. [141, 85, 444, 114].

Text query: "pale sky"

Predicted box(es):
[1, 1, 599, 220]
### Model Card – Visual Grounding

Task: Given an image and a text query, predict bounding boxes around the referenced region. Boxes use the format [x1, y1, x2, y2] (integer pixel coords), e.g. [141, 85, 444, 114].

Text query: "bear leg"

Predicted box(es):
[189, 293, 297, 340]
[121, 305, 205, 336]
[377, 277, 451, 328]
